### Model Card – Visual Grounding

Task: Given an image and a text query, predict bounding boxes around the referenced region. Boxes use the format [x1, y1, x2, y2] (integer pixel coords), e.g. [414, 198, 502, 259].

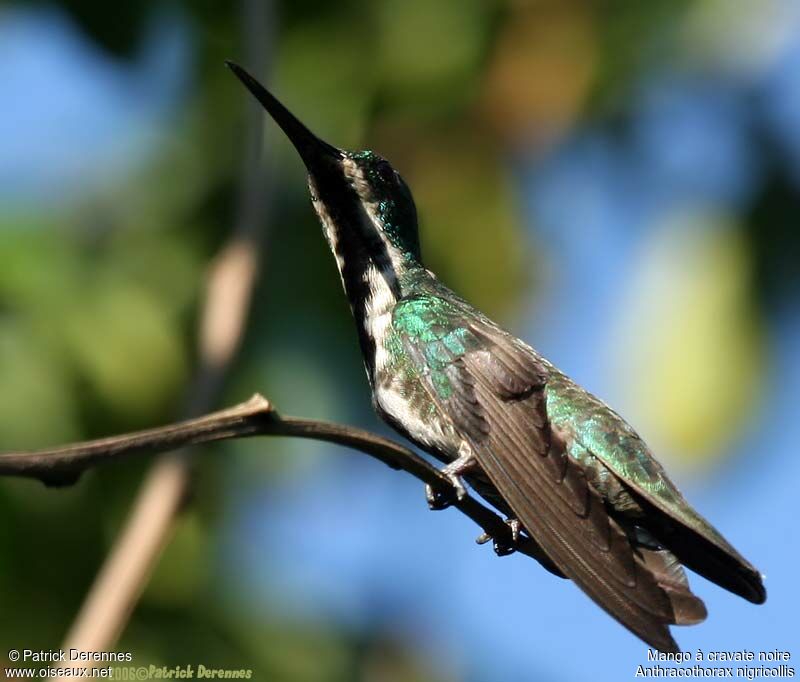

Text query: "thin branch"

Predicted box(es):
[0, 394, 537, 561]
[0, 395, 274, 486]
[57, 456, 187, 662]
[58, 1, 276, 667]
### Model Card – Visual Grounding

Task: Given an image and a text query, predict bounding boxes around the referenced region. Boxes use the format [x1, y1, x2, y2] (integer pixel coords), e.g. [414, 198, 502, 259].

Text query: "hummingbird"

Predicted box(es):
[226, 61, 766, 653]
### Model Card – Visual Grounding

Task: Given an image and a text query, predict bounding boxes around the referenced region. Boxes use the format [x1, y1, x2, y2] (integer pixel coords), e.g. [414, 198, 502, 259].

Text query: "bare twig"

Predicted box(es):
[0, 395, 274, 486]
[58, 1, 276, 668]
[57, 456, 188, 660]
[0, 393, 538, 561]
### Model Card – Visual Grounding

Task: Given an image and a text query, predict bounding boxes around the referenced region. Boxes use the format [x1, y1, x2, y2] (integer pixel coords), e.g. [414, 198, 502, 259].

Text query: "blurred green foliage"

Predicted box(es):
[1, 0, 795, 680]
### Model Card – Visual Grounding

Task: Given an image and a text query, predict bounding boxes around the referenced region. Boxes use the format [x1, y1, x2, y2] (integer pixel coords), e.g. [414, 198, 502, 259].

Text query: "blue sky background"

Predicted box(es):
[1, 3, 798, 680]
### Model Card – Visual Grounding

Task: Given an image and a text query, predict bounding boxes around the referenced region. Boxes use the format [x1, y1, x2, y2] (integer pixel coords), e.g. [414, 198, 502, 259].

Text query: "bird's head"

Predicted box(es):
[227, 62, 421, 266]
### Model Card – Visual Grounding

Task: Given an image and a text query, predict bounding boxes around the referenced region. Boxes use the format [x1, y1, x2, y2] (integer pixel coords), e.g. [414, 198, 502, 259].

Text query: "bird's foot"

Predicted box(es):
[476, 518, 522, 557]
[425, 483, 457, 510]
[425, 474, 468, 510]
[426, 447, 476, 510]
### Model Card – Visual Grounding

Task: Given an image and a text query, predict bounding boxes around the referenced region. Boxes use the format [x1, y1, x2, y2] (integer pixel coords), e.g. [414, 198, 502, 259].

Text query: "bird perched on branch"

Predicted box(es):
[227, 61, 765, 653]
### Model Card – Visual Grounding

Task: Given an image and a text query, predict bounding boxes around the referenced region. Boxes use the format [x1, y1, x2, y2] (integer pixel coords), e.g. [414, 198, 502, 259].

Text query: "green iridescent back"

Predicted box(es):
[387, 271, 735, 556]
[388, 294, 473, 400]
[544, 371, 737, 552]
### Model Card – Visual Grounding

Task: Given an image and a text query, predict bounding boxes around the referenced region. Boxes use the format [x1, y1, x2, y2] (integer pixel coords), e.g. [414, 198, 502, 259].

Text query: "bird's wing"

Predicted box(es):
[391, 294, 703, 652]
[545, 375, 766, 605]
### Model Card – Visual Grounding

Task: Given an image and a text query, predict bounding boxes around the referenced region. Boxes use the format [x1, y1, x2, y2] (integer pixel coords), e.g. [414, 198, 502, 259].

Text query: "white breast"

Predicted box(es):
[375, 382, 457, 456]
[362, 265, 397, 373]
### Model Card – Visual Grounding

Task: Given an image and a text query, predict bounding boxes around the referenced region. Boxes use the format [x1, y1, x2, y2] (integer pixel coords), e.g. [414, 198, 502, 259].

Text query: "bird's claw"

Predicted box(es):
[476, 518, 522, 557]
[426, 450, 472, 510]
[425, 477, 467, 510]
[426, 484, 454, 510]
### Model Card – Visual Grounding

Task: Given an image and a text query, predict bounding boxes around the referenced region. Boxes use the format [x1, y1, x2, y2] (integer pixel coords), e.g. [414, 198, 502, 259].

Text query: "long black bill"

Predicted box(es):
[226, 61, 341, 170]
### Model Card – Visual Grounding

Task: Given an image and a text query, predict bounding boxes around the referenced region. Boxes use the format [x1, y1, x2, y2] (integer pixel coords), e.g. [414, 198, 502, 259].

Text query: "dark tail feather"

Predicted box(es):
[635, 495, 766, 605]
[662, 527, 766, 604]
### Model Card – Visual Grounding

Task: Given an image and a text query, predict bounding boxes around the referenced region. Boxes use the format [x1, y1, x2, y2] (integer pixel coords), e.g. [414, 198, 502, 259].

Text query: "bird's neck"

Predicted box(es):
[309, 179, 430, 384]
[335, 244, 428, 386]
